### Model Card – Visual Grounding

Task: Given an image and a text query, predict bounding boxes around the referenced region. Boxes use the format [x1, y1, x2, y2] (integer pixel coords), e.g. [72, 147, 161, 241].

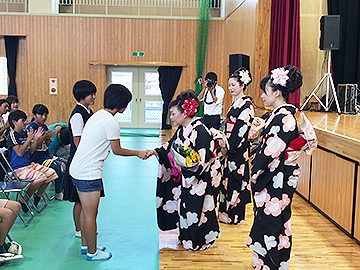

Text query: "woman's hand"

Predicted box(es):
[137, 150, 148, 160]
[145, 149, 157, 159]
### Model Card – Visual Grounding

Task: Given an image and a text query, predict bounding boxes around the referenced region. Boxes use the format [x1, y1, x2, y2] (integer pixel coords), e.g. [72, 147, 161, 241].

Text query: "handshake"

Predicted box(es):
[137, 149, 157, 160]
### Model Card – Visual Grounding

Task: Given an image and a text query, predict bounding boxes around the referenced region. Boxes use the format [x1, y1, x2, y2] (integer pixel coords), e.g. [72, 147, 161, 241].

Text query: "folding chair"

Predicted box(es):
[0, 148, 48, 216]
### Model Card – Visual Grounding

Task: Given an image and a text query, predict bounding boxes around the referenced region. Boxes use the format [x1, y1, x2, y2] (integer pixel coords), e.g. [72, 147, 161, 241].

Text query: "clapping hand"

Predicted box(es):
[34, 127, 46, 141]
[27, 127, 35, 140]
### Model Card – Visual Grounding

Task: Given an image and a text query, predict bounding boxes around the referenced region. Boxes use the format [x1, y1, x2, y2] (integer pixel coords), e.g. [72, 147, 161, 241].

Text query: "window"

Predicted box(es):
[0, 57, 7, 96]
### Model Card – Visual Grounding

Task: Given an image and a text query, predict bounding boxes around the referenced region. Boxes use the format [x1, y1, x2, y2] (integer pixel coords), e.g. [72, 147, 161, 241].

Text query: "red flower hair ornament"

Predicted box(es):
[182, 98, 199, 117]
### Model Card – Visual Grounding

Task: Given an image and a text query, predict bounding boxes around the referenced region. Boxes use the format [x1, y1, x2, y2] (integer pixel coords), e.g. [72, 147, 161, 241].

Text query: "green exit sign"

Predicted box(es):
[131, 51, 145, 57]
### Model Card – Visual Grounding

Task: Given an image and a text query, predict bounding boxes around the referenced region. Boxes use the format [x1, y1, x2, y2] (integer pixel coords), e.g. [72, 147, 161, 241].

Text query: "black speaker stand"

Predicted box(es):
[300, 51, 341, 114]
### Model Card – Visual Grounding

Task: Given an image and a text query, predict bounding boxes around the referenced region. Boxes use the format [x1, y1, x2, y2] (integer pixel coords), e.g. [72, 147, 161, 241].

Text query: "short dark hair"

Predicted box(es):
[0, 99, 10, 107]
[8, 110, 27, 129]
[72, 80, 97, 102]
[103, 84, 132, 110]
[205, 72, 217, 82]
[6, 95, 19, 104]
[59, 127, 70, 145]
[260, 75, 270, 92]
[32, 104, 49, 115]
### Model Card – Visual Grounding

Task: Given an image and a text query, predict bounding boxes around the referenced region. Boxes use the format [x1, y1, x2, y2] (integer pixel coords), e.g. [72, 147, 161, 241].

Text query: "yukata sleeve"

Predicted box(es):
[155, 127, 180, 167]
[227, 102, 254, 154]
[251, 113, 297, 181]
[181, 125, 213, 179]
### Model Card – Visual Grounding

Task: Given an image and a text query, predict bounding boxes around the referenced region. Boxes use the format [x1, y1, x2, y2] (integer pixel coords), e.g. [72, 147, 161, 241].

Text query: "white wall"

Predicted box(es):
[28, 0, 57, 14]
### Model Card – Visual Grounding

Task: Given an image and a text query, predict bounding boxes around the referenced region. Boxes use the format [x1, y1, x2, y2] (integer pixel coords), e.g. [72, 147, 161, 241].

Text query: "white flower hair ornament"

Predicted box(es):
[239, 70, 252, 85]
[270, 67, 289, 87]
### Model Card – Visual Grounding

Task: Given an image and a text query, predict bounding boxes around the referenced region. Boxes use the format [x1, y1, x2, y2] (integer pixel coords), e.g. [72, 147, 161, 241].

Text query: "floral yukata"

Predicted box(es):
[247, 104, 317, 270]
[219, 96, 254, 224]
[155, 118, 222, 251]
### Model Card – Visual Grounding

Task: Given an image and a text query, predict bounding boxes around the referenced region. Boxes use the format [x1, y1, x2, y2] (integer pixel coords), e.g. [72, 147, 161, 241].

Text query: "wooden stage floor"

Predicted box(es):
[160, 195, 360, 269]
[159, 111, 360, 269]
[304, 111, 360, 162]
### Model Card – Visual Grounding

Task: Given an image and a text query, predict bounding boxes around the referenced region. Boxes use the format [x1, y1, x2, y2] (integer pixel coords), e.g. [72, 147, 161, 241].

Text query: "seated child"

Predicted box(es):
[27, 105, 67, 200]
[2, 95, 20, 124]
[7, 110, 58, 212]
[0, 199, 23, 264]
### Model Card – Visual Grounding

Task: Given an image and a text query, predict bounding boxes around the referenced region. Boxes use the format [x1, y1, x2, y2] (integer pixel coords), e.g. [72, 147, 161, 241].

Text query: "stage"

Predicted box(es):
[298, 111, 360, 242]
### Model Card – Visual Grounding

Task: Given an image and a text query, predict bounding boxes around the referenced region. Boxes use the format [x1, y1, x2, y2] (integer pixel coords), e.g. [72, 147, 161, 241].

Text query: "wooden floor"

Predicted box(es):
[303, 111, 360, 141]
[159, 194, 360, 269]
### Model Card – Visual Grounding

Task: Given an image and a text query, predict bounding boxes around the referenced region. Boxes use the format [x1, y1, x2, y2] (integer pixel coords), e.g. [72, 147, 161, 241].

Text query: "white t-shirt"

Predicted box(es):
[70, 109, 120, 180]
[2, 112, 9, 124]
[201, 85, 225, 115]
[69, 103, 92, 137]
[0, 116, 6, 142]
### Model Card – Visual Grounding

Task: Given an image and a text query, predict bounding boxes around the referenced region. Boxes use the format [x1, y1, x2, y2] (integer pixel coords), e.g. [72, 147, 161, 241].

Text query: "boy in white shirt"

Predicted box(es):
[70, 84, 147, 261]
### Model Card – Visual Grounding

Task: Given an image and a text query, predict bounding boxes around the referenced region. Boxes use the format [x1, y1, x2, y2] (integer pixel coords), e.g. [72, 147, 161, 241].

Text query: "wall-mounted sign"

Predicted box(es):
[131, 51, 145, 57]
[49, 78, 58, 95]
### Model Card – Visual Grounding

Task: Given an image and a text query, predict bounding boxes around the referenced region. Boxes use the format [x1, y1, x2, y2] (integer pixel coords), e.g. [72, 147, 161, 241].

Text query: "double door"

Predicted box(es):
[107, 66, 163, 128]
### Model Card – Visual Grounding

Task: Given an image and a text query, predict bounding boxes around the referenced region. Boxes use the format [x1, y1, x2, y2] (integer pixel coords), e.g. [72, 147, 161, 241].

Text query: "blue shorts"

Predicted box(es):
[72, 178, 103, 192]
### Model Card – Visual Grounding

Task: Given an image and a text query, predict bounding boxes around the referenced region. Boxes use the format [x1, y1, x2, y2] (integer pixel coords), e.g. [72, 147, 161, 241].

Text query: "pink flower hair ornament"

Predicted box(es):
[182, 98, 199, 116]
[270, 67, 289, 87]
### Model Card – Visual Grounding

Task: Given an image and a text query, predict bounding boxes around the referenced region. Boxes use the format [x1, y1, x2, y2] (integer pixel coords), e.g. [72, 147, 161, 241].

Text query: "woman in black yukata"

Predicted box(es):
[148, 90, 222, 251]
[218, 67, 254, 225]
[247, 65, 317, 270]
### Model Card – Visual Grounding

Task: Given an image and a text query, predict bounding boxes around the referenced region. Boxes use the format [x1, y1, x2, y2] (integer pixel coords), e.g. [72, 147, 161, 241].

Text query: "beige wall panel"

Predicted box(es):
[0, 15, 223, 123]
[0, 37, 4, 56]
[225, 0, 249, 18]
[28, 0, 52, 13]
[300, 0, 328, 102]
[310, 148, 355, 233]
[253, 0, 271, 107]
[223, 0, 262, 111]
[355, 166, 360, 240]
[301, 0, 327, 15]
[297, 152, 311, 200]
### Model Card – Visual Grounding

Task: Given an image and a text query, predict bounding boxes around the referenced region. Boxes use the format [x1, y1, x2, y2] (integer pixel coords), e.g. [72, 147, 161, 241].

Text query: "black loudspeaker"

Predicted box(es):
[319, 15, 340, 50]
[229, 54, 250, 76]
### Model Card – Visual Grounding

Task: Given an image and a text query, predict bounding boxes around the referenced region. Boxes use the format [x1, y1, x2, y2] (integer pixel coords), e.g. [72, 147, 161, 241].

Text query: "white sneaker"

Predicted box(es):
[86, 250, 112, 261]
[81, 246, 106, 254]
[75, 231, 81, 238]
[0, 253, 23, 263]
[7, 242, 22, 255]
[55, 192, 63, 201]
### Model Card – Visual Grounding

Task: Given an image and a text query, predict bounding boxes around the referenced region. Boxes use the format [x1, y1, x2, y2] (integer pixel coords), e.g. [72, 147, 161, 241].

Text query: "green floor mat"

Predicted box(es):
[120, 128, 160, 137]
[5, 137, 160, 270]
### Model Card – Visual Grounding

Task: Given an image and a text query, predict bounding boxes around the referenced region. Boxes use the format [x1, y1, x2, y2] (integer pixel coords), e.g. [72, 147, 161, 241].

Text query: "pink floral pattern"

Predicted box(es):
[278, 234, 291, 250]
[248, 104, 316, 268]
[264, 136, 287, 159]
[284, 219, 292, 236]
[219, 96, 253, 224]
[155, 118, 221, 251]
[264, 197, 282, 217]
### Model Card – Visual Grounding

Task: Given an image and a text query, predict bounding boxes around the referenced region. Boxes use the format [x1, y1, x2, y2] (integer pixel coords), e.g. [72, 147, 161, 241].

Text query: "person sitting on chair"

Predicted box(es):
[0, 199, 23, 264]
[7, 110, 58, 212]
